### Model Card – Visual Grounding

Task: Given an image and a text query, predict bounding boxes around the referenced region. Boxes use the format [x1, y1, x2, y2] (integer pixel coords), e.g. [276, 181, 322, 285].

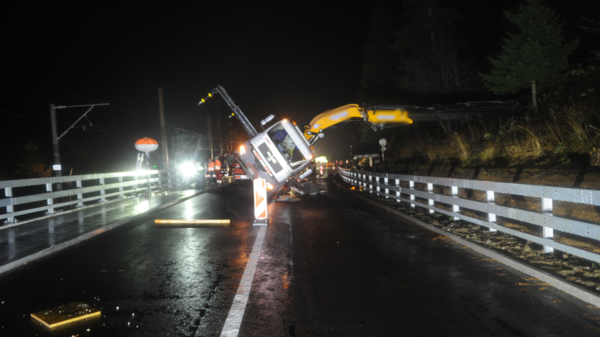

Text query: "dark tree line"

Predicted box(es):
[361, 0, 582, 108]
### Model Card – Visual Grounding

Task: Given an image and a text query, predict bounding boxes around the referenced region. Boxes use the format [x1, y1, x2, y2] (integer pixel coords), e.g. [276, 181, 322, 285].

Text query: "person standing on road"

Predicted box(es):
[214, 156, 222, 184]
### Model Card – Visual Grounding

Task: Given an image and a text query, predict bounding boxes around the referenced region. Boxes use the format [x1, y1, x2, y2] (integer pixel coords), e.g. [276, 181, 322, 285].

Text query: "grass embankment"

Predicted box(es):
[383, 96, 600, 170]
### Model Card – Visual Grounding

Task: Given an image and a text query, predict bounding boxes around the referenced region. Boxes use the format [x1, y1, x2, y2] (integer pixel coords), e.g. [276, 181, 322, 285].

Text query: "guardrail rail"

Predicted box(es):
[0, 170, 180, 224]
[339, 168, 600, 263]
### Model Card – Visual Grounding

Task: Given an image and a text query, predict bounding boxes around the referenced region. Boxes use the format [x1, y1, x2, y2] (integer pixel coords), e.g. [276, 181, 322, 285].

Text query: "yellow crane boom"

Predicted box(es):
[303, 104, 413, 142]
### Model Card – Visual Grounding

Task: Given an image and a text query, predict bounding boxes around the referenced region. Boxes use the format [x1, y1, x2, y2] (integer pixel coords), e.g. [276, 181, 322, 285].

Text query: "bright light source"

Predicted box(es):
[307, 154, 312, 160]
[282, 119, 288, 124]
[315, 156, 328, 164]
[178, 161, 196, 178]
[239, 145, 246, 155]
[266, 182, 274, 190]
[136, 200, 149, 213]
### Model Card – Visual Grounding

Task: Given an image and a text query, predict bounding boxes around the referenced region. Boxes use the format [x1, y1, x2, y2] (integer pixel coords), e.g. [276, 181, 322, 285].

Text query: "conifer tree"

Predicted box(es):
[481, 0, 578, 112]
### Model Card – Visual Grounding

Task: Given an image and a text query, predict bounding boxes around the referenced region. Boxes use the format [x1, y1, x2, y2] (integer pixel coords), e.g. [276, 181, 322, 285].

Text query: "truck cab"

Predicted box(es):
[236, 118, 312, 194]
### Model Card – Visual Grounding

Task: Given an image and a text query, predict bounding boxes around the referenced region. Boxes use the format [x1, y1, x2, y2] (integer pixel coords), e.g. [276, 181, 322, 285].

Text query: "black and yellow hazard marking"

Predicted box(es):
[31, 302, 100, 328]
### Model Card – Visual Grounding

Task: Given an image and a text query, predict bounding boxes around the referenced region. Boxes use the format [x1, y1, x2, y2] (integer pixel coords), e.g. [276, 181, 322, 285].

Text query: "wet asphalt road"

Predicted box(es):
[1, 176, 600, 336]
[0, 190, 199, 266]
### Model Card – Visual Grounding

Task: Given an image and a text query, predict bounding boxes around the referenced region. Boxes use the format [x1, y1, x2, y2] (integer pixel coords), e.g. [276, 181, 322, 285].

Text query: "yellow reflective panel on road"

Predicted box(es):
[31, 302, 100, 329]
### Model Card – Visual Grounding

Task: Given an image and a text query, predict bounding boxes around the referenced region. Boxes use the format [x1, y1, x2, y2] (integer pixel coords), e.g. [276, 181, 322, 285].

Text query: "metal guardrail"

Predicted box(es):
[0, 170, 180, 224]
[338, 168, 600, 264]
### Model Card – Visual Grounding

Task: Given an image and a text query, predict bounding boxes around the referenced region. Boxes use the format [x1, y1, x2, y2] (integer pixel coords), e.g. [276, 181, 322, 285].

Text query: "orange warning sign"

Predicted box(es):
[253, 179, 268, 222]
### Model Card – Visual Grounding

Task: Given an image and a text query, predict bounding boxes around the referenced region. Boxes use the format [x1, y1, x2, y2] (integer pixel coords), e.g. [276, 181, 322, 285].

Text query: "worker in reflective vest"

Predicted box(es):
[214, 157, 222, 183]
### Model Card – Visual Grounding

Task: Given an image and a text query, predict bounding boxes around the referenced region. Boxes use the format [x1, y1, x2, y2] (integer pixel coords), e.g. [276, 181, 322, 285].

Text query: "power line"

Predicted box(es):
[0, 108, 68, 124]
[0, 109, 141, 141]
[1, 71, 206, 136]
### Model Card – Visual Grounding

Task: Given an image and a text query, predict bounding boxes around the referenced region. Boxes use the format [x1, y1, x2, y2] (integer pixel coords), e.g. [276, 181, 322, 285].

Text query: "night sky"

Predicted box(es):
[1, 0, 597, 176]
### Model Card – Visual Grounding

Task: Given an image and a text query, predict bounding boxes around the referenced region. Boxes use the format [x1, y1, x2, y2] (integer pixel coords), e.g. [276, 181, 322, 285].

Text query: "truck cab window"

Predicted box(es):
[268, 124, 306, 166]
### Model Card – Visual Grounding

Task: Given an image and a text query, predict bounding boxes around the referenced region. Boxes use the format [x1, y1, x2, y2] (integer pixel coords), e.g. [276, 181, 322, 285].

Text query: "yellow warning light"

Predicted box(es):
[310, 146, 314, 151]
[201, 98, 205, 103]
[208, 93, 212, 97]
[292, 121, 297, 126]
[239, 145, 246, 155]
[266, 182, 274, 190]
[350, 186, 356, 190]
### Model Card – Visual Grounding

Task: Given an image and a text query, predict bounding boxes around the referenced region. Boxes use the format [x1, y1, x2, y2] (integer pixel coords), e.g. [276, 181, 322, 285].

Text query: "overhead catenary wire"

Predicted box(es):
[1, 71, 205, 136]
[0, 108, 142, 141]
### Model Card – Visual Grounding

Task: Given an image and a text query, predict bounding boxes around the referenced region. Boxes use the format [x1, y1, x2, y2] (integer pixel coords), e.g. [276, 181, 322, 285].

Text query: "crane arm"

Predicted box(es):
[303, 104, 413, 141]
[302, 100, 523, 142]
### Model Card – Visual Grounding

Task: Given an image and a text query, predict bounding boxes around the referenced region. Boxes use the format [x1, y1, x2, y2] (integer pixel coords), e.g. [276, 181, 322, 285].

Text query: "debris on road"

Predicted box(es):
[31, 302, 100, 329]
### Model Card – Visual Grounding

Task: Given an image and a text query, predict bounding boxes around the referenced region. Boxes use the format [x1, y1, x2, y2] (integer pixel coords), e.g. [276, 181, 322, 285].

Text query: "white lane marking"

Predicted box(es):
[220, 225, 267, 337]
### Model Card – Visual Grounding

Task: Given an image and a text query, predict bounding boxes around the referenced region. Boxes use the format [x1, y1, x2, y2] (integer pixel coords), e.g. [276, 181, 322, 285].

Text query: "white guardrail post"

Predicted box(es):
[46, 183, 54, 214]
[4, 187, 14, 223]
[486, 191, 497, 232]
[384, 175, 389, 199]
[409, 180, 415, 208]
[99, 177, 106, 203]
[76, 180, 83, 207]
[118, 176, 124, 199]
[427, 183, 434, 214]
[376, 175, 380, 195]
[451, 186, 460, 221]
[395, 178, 400, 203]
[542, 197, 554, 253]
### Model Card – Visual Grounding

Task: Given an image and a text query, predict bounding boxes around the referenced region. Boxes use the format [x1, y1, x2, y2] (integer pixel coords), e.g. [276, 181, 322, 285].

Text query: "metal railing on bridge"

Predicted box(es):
[0, 170, 179, 225]
[338, 168, 600, 264]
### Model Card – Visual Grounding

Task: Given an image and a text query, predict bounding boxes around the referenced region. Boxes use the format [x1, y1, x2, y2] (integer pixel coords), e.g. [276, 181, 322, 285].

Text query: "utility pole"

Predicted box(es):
[50, 104, 61, 181]
[158, 88, 169, 168]
[217, 119, 223, 154]
[207, 114, 213, 159]
[50, 103, 108, 190]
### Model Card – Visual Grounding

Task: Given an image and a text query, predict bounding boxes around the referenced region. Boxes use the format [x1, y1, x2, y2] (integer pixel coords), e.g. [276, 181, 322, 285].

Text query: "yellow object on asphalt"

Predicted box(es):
[154, 219, 231, 225]
[31, 302, 100, 329]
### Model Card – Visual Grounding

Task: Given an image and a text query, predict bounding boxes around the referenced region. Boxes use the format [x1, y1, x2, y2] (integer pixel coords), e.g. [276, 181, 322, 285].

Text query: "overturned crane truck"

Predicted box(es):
[198, 86, 521, 198]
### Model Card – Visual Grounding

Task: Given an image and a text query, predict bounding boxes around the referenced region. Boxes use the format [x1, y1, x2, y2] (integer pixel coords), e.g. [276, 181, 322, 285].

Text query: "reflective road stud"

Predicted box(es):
[253, 179, 268, 226]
